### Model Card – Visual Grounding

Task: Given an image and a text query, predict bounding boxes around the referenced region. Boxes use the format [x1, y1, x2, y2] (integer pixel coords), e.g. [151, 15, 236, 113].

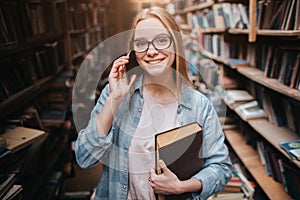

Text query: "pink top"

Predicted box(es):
[127, 88, 179, 200]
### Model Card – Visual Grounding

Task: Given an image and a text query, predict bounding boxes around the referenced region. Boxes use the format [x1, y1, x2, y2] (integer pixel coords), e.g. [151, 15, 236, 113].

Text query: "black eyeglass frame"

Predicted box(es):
[132, 36, 173, 53]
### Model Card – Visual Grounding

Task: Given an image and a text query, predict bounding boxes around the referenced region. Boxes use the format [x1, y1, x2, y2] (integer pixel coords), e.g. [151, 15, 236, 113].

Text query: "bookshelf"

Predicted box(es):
[65, 0, 110, 70]
[225, 129, 292, 200]
[0, 0, 71, 198]
[0, 0, 112, 199]
[166, 0, 300, 199]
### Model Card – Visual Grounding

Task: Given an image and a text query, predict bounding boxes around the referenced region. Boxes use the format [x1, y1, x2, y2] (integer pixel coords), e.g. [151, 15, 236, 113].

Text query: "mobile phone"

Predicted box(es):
[125, 50, 138, 73]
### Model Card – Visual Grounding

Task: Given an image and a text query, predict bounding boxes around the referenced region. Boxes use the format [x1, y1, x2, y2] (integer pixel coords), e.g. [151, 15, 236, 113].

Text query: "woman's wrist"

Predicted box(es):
[107, 94, 123, 109]
[178, 178, 202, 194]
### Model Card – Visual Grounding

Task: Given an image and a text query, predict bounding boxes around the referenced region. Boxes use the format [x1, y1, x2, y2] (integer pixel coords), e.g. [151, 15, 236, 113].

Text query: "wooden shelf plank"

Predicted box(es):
[225, 129, 293, 200]
[249, 0, 257, 42]
[228, 28, 249, 34]
[0, 33, 65, 57]
[237, 67, 300, 101]
[198, 28, 226, 33]
[257, 30, 300, 36]
[180, 24, 192, 32]
[172, 2, 214, 15]
[200, 49, 250, 69]
[199, 49, 228, 64]
[248, 119, 300, 168]
[0, 66, 65, 120]
[184, 2, 214, 13]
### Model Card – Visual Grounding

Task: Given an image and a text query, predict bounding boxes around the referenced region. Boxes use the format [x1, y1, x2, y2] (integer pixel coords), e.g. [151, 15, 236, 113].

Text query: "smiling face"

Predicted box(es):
[134, 17, 175, 78]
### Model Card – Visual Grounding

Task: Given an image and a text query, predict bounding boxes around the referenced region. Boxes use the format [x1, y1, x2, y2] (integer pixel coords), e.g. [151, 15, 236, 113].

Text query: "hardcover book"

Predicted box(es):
[155, 122, 203, 200]
[0, 127, 45, 153]
[279, 140, 300, 160]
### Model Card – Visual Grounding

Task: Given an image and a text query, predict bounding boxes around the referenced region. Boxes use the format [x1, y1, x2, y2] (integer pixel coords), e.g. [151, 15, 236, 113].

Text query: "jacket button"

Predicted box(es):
[177, 107, 181, 114]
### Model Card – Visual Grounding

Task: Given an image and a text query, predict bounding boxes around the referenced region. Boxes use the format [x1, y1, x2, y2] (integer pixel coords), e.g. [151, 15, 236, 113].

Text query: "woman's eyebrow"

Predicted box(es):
[134, 33, 170, 41]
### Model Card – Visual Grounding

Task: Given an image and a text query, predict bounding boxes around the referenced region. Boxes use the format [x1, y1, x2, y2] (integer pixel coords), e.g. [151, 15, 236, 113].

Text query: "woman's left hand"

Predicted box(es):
[149, 160, 183, 195]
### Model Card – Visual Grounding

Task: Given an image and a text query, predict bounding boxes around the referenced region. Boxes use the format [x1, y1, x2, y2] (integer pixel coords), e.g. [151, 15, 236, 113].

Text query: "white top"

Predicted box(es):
[127, 88, 179, 200]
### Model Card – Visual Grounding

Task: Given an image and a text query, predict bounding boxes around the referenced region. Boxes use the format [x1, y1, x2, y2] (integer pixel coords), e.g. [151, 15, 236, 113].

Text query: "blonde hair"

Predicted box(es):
[128, 7, 192, 87]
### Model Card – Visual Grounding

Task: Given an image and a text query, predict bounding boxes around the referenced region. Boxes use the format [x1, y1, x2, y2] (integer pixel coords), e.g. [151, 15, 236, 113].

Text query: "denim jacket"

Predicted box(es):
[75, 75, 232, 200]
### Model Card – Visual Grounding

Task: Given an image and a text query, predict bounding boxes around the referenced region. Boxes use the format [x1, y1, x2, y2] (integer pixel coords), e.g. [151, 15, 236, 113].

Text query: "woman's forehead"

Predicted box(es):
[134, 18, 169, 39]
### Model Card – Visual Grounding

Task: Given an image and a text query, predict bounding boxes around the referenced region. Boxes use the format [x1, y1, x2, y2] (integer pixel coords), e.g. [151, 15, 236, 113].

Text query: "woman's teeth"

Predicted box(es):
[148, 60, 162, 64]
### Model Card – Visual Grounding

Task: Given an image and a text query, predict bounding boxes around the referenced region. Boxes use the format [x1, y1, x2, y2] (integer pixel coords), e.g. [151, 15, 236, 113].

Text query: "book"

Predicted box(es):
[281, 161, 300, 199]
[2, 184, 22, 200]
[279, 140, 300, 160]
[222, 174, 243, 193]
[226, 58, 249, 68]
[212, 4, 225, 29]
[40, 108, 67, 125]
[0, 174, 17, 199]
[0, 127, 45, 153]
[294, 0, 300, 30]
[222, 3, 234, 29]
[61, 191, 91, 200]
[233, 164, 254, 199]
[155, 122, 203, 200]
[237, 3, 249, 29]
[208, 192, 245, 200]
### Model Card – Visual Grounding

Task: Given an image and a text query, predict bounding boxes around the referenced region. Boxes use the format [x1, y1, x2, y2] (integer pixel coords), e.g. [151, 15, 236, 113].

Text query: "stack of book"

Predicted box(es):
[234, 101, 267, 121]
[224, 89, 254, 109]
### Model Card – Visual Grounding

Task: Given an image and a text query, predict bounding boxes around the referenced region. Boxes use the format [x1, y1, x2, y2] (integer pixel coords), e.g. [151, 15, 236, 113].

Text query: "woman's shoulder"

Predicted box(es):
[183, 85, 211, 103]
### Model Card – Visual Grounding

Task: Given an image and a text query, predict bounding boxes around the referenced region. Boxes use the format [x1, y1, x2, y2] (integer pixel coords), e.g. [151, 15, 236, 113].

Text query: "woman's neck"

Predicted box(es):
[143, 75, 177, 103]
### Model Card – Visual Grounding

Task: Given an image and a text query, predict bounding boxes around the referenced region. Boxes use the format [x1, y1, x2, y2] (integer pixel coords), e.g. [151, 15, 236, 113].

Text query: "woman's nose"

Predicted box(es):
[146, 44, 159, 56]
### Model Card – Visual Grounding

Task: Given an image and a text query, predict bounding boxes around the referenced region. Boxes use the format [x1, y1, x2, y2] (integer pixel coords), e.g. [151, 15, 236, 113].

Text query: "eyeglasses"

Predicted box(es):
[133, 36, 173, 53]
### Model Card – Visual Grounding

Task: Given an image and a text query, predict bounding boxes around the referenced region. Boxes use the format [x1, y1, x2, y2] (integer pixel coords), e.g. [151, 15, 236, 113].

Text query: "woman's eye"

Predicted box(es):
[157, 38, 168, 44]
[135, 41, 147, 47]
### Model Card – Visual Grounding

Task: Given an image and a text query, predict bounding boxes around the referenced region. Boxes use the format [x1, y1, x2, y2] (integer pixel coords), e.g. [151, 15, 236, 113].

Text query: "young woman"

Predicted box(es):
[75, 6, 232, 200]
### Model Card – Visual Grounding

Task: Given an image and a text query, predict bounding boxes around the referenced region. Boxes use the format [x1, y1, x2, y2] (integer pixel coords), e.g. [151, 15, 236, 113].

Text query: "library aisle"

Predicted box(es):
[0, 0, 299, 200]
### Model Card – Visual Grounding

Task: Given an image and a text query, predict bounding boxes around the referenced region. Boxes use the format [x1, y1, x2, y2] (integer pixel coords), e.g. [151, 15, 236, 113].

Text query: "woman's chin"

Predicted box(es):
[144, 67, 166, 77]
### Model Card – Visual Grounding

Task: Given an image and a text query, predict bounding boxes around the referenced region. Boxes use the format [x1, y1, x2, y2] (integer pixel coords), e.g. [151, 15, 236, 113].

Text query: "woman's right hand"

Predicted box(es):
[108, 55, 136, 101]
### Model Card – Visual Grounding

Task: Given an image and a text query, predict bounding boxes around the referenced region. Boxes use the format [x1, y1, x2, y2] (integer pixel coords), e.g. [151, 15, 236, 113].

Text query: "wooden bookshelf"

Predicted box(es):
[248, 119, 300, 168]
[174, 0, 300, 198]
[0, 1, 79, 199]
[237, 67, 300, 101]
[66, 0, 108, 68]
[225, 129, 293, 200]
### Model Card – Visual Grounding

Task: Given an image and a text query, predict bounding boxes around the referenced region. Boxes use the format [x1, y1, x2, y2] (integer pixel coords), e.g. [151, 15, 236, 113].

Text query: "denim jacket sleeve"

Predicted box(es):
[191, 100, 232, 200]
[75, 84, 114, 168]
